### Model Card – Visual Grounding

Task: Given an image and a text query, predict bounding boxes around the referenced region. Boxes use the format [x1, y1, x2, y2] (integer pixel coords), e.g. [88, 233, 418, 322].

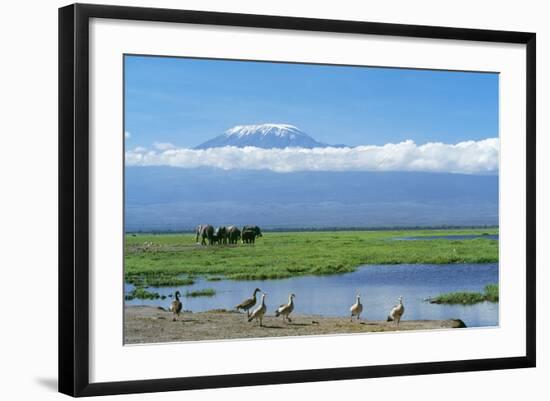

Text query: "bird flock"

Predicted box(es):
[168, 288, 405, 327]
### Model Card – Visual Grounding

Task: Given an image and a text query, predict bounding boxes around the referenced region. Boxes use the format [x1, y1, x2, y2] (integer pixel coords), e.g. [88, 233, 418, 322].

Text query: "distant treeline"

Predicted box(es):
[125, 225, 499, 235]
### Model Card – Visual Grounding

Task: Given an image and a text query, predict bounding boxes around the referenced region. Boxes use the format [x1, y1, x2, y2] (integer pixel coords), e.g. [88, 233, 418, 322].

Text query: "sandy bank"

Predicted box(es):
[124, 306, 466, 344]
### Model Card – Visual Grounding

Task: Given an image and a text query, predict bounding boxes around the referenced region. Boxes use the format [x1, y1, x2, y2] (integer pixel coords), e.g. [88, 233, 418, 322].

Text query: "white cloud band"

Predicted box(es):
[153, 142, 176, 151]
[125, 138, 499, 174]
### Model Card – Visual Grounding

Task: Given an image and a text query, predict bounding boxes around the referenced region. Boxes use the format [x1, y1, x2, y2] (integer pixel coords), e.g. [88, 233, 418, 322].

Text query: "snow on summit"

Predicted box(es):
[225, 124, 302, 138]
[195, 123, 326, 149]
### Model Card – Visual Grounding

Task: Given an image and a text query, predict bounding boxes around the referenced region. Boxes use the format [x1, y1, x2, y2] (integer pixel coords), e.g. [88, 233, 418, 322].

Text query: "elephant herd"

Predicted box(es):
[195, 224, 262, 246]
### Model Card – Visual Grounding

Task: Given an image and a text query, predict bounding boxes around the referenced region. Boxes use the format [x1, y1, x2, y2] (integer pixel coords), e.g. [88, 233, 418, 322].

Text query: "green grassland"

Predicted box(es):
[125, 228, 498, 283]
[430, 284, 499, 304]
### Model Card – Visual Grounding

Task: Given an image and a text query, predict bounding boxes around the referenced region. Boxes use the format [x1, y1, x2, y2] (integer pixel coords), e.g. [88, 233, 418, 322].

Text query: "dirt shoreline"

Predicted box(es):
[124, 306, 466, 344]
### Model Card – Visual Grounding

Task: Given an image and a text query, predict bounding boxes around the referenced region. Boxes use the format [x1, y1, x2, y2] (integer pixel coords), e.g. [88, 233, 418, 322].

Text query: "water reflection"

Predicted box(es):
[125, 263, 499, 328]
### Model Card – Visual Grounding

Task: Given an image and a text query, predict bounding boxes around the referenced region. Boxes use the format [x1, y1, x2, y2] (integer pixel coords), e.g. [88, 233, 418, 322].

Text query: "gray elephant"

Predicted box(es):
[214, 226, 228, 245]
[196, 224, 214, 245]
[227, 225, 241, 244]
[241, 225, 262, 244]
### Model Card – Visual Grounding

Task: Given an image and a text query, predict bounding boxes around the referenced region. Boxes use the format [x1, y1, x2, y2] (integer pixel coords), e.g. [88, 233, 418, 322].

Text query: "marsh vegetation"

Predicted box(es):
[185, 288, 216, 297]
[429, 284, 499, 305]
[125, 228, 499, 283]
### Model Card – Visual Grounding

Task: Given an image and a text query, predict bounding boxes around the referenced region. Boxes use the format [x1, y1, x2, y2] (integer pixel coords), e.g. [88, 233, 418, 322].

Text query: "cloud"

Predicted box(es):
[153, 142, 176, 151]
[125, 131, 131, 139]
[125, 138, 499, 174]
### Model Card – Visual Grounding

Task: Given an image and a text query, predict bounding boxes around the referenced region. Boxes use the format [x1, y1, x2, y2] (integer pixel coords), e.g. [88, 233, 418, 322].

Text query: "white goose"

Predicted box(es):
[350, 294, 363, 321]
[387, 296, 405, 325]
[235, 288, 261, 318]
[275, 293, 295, 323]
[248, 293, 267, 326]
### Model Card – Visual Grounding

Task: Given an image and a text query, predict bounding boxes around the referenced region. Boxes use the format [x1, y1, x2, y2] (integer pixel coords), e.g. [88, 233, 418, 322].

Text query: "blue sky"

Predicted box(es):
[124, 55, 499, 149]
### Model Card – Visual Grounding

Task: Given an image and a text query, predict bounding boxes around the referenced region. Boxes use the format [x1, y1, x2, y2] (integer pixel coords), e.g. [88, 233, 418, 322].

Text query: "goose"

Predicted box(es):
[275, 293, 295, 323]
[387, 296, 405, 325]
[169, 291, 182, 321]
[248, 293, 267, 326]
[235, 288, 262, 318]
[350, 294, 363, 321]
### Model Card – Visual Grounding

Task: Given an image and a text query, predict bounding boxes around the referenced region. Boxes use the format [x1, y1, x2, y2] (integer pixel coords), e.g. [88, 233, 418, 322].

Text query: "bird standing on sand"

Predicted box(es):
[350, 294, 363, 321]
[275, 293, 295, 323]
[387, 296, 405, 325]
[169, 291, 182, 321]
[235, 288, 262, 318]
[248, 293, 267, 326]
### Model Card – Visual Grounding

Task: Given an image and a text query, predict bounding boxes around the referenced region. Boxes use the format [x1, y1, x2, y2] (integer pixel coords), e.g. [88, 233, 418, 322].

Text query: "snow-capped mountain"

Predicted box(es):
[195, 124, 327, 149]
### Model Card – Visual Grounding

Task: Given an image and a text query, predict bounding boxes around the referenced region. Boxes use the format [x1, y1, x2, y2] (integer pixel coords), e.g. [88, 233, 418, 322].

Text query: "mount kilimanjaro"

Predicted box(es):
[127, 125, 498, 231]
[195, 124, 330, 149]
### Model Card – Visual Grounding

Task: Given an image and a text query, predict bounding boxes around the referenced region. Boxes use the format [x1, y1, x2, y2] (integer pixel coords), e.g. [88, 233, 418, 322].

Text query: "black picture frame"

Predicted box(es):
[59, 3, 536, 397]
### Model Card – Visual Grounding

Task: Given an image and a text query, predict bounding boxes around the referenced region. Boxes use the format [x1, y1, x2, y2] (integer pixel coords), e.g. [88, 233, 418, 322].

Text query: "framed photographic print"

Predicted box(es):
[58, 3, 536, 397]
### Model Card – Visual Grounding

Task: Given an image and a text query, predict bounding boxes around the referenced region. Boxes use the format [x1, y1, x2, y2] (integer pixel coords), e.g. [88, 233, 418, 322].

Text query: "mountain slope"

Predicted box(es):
[195, 124, 327, 149]
[125, 167, 499, 232]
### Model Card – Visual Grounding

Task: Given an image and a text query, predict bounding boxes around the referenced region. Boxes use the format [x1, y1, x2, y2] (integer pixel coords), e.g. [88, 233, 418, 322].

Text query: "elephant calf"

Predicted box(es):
[214, 226, 228, 245]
